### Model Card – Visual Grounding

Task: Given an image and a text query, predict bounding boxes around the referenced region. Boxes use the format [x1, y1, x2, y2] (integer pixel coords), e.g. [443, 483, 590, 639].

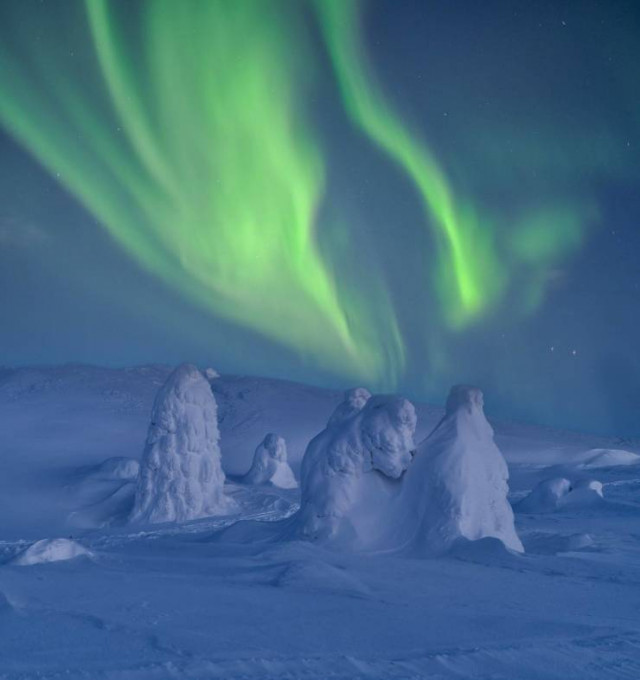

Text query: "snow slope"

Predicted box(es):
[1, 365, 640, 679]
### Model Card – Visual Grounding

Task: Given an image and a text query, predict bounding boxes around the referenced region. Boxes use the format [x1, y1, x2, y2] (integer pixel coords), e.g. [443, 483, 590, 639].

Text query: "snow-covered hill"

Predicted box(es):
[1, 364, 640, 679]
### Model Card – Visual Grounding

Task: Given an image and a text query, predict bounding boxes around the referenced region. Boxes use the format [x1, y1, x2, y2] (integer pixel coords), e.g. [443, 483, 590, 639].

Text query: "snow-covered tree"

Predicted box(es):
[403, 385, 523, 554]
[243, 433, 297, 489]
[294, 389, 417, 546]
[130, 363, 232, 524]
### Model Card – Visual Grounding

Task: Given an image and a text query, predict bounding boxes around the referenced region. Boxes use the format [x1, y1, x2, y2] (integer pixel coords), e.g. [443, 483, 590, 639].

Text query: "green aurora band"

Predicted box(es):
[0, 0, 618, 387]
[316, 0, 504, 328]
[0, 0, 404, 385]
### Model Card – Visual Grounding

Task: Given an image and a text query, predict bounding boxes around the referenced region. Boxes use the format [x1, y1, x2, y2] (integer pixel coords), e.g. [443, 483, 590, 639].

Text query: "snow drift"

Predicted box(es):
[579, 448, 640, 468]
[11, 538, 91, 566]
[517, 477, 604, 513]
[130, 364, 232, 524]
[293, 388, 417, 546]
[400, 385, 523, 554]
[517, 477, 572, 513]
[90, 456, 140, 481]
[242, 433, 297, 488]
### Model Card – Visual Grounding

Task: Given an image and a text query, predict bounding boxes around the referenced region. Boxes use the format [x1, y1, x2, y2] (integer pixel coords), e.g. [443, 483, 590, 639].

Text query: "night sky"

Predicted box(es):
[1, 0, 639, 437]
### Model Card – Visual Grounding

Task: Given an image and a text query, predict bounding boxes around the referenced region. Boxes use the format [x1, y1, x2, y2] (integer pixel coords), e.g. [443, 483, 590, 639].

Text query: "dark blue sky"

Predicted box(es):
[1, 0, 639, 437]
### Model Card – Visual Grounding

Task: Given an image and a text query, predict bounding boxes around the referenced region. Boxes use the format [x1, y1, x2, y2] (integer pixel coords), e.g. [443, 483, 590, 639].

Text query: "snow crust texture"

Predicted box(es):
[402, 385, 524, 554]
[130, 364, 231, 524]
[294, 388, 417, 545]
[243, 433, 297, 489]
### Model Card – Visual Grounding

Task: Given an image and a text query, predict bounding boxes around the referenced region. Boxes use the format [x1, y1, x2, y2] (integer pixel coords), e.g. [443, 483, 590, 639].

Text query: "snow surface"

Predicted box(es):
[1, 366, 640, 678]
[131, 364, 232, 524]
[242, 433, 297, 489]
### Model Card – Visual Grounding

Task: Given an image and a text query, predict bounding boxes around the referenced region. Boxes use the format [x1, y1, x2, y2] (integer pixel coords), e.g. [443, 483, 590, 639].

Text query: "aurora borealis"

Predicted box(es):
[1, 0, 640, 435]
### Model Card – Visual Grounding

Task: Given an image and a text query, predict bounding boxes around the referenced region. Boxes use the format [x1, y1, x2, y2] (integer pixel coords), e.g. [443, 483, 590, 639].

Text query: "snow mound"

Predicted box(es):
[580, 448, 640, 468]
[293, 389, 416, 545]
[562, 479, 604, 507]
[516, 477, 572, 513]
[130, 364, 233, 524]
[242, 434, 297, 489]
[401, 385, 523, 554]
[525, 532, 595, 554]
[204, 367, 220, 381]
[91, 456, 140, 481]
[517, 477, 604, 513]
[273, 560, 370, 596]
[11, 538, 91, 566]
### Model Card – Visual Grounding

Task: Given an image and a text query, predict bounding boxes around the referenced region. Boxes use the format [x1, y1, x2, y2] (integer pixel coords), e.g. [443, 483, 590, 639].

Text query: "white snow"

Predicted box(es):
[130, 363, 232, 524]
[579, 448, 640, 468]
[517, 477, 605, 513]
[242, 433, 298, 489]
[517, 477, 573, 513]
[204, 367, 220, 381]
[294, 390, 416, 546]
[1, 365, 640, 679]
[399, 385, 523, 554]
[11, 538, 91, 566]
[91, 456, 140, 481]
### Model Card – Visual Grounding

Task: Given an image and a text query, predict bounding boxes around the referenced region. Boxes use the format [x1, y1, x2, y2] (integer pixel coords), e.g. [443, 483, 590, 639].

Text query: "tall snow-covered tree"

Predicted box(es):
[130, 364, 232, 524]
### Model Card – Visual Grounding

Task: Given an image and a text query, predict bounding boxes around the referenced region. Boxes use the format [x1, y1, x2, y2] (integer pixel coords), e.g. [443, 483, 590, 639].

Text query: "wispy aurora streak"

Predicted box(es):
[316, 0, 504, 328]
[0, 0, 403, 384]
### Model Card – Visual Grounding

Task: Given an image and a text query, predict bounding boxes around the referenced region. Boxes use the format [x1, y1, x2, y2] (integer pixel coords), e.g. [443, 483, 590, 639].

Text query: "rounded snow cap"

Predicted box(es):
[11, 538, 91, 566]
[327, 387, 372, 427]
[262, 433, 286, 461]
[445, 385, 484, 416]
[204, 367, 220, 381]
[345, 387, 371, 410]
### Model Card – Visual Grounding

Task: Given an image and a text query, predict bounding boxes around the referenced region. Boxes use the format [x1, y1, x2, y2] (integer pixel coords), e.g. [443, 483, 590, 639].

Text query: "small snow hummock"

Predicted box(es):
[204, 367, 220, 382]
[401, 385, 523, 554]
[579, 448, 640, 468]
[243, 434, 297, 489]
[130, 363, 233, 525]
[293, 388, 417, 546]
[92, 456, 140, 481]
[517, 477, 604, 513]
[11, 538, 91, 566]
[517, 478, 572, 513]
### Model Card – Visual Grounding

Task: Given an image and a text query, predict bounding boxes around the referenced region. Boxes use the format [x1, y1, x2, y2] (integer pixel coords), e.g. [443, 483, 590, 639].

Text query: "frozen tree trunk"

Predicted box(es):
[130, 363, 231, 524]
